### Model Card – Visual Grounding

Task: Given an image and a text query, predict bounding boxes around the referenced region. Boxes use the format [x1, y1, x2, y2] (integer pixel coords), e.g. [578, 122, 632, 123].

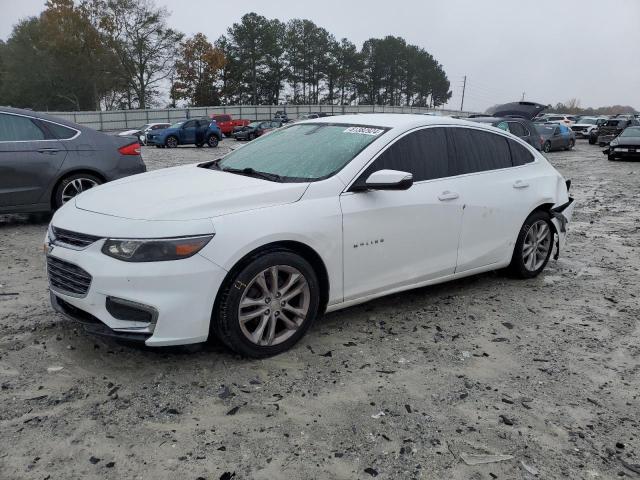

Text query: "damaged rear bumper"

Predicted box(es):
[550, 197, 575, 259]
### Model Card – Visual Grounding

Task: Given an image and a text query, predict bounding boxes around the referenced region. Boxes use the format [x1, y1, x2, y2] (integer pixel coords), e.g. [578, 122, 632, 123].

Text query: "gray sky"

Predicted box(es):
[2, 0, 639, 112]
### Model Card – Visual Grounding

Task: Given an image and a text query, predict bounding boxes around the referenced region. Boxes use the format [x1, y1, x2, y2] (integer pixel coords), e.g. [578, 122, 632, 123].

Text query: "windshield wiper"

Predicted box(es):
[222, 167, 282, 182]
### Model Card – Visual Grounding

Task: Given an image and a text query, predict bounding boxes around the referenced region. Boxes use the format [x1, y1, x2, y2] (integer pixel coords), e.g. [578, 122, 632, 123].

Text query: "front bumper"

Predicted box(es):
[597, 135, 616, 145]
[609, 147, 640, 159]
[46, 238, 228, 346]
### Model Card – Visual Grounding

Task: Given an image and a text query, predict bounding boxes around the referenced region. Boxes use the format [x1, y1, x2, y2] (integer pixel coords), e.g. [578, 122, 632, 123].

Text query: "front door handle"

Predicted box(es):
[513, 180, 530, 189]
[438, 191, 459, 201]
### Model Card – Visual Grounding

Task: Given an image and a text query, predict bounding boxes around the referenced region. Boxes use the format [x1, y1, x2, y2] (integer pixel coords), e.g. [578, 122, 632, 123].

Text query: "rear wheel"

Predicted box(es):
[508, 211, 554, 279]
[213, 251, 320, 358]
[588, 136, 596, 145]
[543, 141, 551, 153]
[165, 136, 178, 148]
[207, 135, 219, 148]
[54, 173, 102, 209]
[566, 139, 575, 150]
[248, 132, 256, 141]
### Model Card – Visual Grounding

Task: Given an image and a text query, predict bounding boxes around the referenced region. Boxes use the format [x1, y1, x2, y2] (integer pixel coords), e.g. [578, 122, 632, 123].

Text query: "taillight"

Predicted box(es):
[119, 142, 141, 156]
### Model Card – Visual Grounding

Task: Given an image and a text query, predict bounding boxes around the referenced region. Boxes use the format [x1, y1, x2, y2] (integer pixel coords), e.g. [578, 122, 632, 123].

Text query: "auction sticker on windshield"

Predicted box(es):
[343, 127, 385, 136]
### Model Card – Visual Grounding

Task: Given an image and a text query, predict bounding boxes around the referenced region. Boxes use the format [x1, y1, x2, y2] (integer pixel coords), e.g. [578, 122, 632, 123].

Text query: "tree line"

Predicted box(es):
[0, 0, 452, 111]
[544, 98, 637, 116]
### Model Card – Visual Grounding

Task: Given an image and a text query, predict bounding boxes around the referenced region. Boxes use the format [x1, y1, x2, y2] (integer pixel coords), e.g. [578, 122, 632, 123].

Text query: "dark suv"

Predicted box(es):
[592, 117, 640, 146]
[0, 107, 145, 214]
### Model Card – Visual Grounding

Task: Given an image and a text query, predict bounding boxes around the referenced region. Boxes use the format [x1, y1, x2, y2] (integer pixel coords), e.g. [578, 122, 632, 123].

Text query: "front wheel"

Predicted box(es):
[213, 251, 320, 358]
[207, 135, 219, 148]
[248, 133, 256, 141]
[508, 211, 554, 279]
[165, 136, 178, 148]
[567, 139, 575, 150]
[543, 141, 551, 153]
[588, 137, 596, 145]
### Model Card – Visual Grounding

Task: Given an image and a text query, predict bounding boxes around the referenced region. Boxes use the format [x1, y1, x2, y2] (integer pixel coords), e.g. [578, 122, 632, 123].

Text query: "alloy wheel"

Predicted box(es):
[238, 265, 310, 346]
[61, 178, 98, 204]
[522, 220, 551, 272]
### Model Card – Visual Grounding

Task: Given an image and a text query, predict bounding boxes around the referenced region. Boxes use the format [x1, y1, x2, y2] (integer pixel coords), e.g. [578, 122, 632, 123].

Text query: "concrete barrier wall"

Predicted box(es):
[43, 105, 478, 131]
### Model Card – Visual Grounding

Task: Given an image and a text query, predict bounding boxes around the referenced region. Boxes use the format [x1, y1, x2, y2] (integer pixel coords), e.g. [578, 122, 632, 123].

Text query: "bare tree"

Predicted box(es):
[83, 0, 182, 108]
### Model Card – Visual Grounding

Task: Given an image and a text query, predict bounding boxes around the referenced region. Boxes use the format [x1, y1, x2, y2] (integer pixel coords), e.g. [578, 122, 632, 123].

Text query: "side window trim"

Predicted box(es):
[0, 112, 80, 143]
[344, 124, 539, 193]
[345, 125, 451, 192]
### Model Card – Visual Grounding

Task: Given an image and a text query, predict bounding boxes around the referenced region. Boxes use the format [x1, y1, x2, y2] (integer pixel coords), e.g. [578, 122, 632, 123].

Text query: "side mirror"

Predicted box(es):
[356, 169, 413, 191]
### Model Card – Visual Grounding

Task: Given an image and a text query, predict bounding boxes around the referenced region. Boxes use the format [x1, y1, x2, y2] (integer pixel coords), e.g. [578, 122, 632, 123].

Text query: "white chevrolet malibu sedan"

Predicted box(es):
[46, 114, 575, 357]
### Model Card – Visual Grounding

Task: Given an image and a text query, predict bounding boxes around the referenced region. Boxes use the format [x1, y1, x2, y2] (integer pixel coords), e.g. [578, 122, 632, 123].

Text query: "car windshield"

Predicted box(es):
[620, 127, 640, 137]
[170, 121, 185, 129]
[248, 121, 262, 128]
[579, 118, 597, 125]
[604, 120, 622, 127]
[535, 125, 555, 134]
[217, 123, 387, 182]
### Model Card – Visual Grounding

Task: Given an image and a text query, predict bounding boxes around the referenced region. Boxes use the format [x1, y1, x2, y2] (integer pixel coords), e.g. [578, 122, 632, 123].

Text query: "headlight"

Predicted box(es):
[101, 235, 214, 262]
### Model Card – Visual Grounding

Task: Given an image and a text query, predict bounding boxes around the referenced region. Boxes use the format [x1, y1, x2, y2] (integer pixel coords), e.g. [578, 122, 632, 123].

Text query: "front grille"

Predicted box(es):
[52, 227, 101, 249]
[47, 256, 92, 297]
[571, 126, 585, 132]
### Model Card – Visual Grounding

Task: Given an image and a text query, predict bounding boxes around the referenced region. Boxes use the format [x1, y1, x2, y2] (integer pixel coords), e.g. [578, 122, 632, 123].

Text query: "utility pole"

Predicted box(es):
[460, 75, 467, 112]
[521, 91, 526, 101]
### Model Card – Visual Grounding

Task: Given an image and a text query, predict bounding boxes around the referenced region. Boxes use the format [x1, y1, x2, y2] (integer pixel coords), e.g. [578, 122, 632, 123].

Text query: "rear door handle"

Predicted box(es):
[438, 191, 459, 201]
[513, 180, 530, 189]
[37, 148, 61, 154]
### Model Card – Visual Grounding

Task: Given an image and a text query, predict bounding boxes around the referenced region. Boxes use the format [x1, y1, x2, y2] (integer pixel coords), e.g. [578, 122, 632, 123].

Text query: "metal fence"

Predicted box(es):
[43, 104, 477, 131]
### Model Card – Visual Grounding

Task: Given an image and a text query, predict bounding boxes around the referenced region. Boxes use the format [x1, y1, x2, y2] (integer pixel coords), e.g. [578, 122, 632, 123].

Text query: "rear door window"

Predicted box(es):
[360, 127, 449, 183]
[448, 128, 512, 175]
[42, 121, 77, 140]
[0, 113, 47, 141]
[508, 140, 535, 166]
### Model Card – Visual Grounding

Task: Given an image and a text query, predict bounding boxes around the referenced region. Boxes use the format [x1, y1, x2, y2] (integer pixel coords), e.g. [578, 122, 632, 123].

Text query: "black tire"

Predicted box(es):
[248, 132, 256, 141]
[53, 173, 102, 210]
[542, 141, 551, 153]
[599, 143, 606, 147]
[567, 139, 575, 150]
[588, 136, 596, 145]
[165, 136, 179, 148]
[207, 135, 219, 148]
[508, 210, 554, 279]
[213, 250, 320, 358]
[608, 155, 616, 161]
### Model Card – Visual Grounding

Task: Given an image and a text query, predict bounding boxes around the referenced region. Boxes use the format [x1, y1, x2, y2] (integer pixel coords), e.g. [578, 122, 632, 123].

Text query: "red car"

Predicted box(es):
[210, 114, 250, 136]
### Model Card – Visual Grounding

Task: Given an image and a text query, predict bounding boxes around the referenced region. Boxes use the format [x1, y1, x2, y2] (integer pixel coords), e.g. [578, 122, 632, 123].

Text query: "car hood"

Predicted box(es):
[118, 129, 140, 136]
[74, 165, 309, 221]
[488, 101, 547, 120]
[611, 136, 640, 146]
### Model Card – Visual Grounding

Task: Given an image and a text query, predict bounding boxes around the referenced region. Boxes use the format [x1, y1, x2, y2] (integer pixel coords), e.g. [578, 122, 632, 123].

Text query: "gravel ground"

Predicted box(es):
[0, 140, 639, 480]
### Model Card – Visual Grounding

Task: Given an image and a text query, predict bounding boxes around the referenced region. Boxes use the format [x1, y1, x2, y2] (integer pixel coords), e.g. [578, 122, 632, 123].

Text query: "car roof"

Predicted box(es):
[0, 105, 86, 130]
[300, 113, 481, 130]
